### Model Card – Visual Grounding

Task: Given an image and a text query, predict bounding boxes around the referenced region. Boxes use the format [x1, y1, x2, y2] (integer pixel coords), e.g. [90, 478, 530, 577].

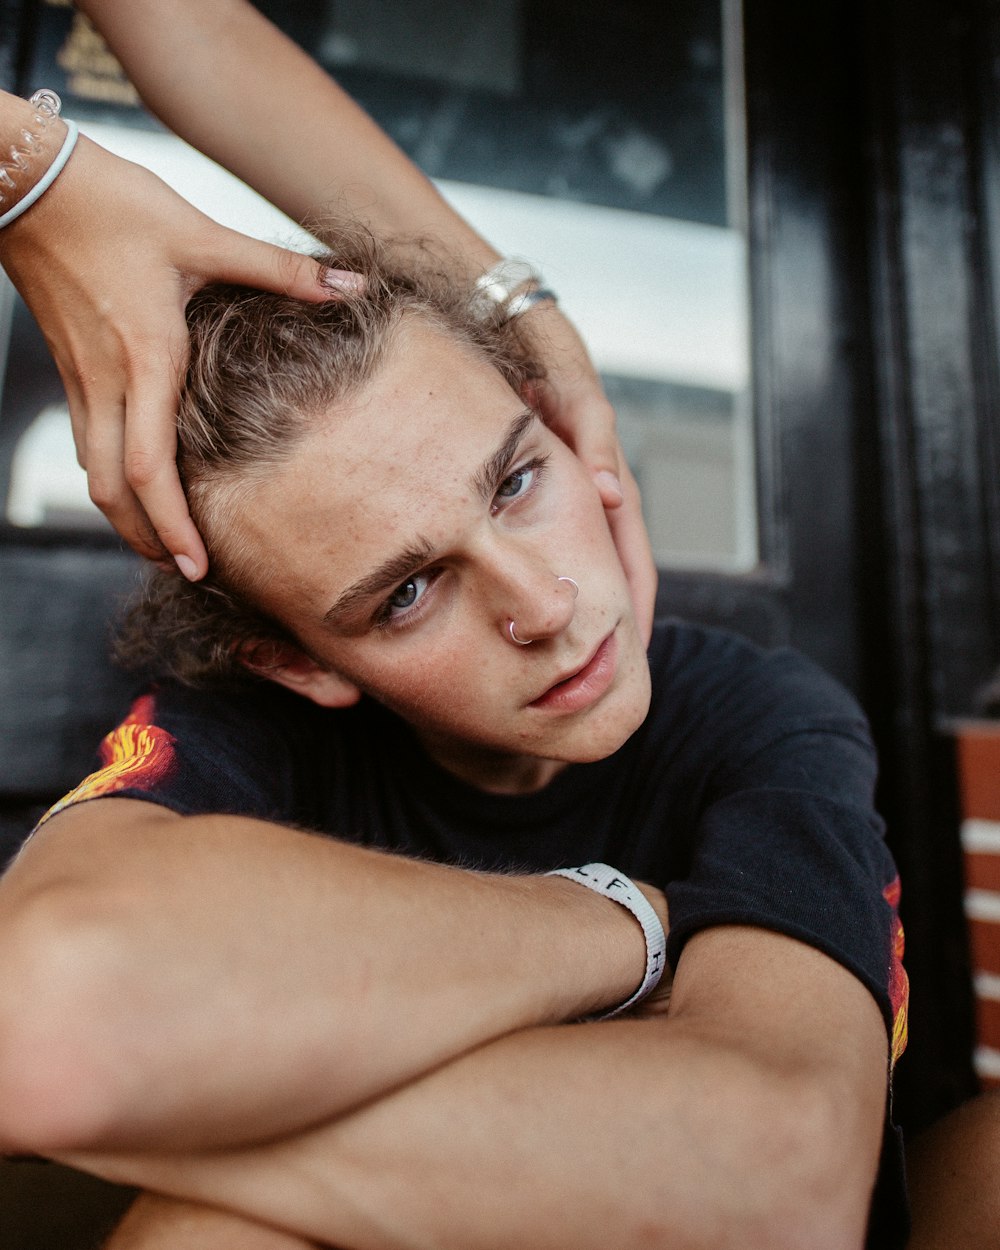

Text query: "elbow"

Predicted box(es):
[0, 888, 142, 1154]
[627, 1071, 875, 1250]
[742, 1080, 877, 1250]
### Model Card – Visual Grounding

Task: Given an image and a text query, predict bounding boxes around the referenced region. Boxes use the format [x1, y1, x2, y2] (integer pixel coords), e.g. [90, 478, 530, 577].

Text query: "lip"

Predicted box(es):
[529, 630, 618, 713]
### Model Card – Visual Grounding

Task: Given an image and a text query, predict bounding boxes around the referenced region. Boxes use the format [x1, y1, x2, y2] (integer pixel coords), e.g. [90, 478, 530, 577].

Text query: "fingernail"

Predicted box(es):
[174, 553, 199, 580]
[320, 268, 366, 295]
[595, 469, 624, 505]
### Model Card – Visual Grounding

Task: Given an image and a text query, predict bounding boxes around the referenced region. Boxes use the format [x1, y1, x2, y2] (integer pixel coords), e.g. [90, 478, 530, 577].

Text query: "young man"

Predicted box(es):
[0, 244, 907, 1249]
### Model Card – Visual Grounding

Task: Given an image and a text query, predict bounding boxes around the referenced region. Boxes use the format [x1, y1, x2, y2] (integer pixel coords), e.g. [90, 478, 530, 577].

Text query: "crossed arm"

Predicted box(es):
[0, 797, 888, 1249]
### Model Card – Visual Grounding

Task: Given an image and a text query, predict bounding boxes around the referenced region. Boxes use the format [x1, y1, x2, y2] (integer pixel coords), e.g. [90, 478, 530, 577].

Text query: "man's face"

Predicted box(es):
[232, 318, 652, 792]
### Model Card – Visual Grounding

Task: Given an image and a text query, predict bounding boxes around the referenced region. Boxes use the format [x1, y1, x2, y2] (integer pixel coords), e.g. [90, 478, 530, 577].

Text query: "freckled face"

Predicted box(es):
[233, 319, 651, 792]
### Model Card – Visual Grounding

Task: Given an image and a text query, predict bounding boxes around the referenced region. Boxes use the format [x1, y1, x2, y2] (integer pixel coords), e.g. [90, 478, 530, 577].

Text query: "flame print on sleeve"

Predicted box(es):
[883, 875, 909, 1069]
[37, 693, 178, 827]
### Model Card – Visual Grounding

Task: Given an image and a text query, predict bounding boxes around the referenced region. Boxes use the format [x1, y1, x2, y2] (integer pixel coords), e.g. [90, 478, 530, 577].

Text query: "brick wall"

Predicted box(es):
[956, 723, 1000, 1088]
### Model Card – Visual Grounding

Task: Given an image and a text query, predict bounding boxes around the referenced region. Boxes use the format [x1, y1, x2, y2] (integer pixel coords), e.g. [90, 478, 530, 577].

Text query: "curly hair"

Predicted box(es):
[115, 228, 545, 687]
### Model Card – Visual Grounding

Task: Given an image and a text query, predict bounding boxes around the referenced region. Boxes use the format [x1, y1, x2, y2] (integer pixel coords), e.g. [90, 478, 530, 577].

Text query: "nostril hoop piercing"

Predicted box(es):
[558, 576, 579, 598]
[508, 577, 577, 645]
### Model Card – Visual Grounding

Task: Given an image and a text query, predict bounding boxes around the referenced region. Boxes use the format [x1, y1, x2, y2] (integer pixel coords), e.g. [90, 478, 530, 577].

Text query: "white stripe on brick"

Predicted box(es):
[965, 889, 1000, 923]
[962, 819, 1000, 854]
[974, 1045, 1000, 1080]
[974, 971, 1000, 1001]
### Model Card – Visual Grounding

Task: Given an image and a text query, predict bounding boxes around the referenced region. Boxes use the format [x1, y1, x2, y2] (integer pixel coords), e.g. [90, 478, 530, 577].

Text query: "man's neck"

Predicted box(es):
[416, 731, 568, 795]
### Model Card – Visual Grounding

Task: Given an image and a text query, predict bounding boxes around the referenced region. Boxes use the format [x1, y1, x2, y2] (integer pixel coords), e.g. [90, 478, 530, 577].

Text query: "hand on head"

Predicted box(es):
[1, 123, 655, 640]
[521, 303, 657, 646]
[0, 133, 359, 580]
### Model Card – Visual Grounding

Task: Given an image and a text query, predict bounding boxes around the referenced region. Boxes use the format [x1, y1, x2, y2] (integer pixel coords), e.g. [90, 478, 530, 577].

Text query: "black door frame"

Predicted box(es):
[663, 0, 989, 1130]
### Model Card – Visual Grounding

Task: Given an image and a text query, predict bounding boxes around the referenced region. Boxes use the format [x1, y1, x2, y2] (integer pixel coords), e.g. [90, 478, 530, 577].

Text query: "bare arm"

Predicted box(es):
[0, 798, 660, 1155]
[64, 928, 889, 1250]
[0, 89, 359, 575]
[78, 0, 491, 256]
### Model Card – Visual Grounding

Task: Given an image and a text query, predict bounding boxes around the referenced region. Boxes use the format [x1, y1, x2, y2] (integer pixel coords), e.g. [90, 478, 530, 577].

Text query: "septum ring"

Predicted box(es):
[507, 575, 580, 646]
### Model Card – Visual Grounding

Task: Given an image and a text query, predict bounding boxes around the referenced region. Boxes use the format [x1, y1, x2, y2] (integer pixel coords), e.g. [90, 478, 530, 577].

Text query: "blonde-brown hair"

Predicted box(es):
[116, 229, 544, 686]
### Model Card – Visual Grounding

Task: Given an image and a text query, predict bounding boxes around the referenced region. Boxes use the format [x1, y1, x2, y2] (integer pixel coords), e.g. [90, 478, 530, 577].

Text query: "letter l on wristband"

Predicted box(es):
[547, 863, 666, 1018]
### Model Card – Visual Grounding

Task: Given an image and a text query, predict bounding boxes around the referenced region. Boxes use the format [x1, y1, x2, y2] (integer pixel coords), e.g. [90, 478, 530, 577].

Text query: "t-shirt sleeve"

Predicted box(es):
[659, 634, 908, 1067]
[35, 683, 304, 829]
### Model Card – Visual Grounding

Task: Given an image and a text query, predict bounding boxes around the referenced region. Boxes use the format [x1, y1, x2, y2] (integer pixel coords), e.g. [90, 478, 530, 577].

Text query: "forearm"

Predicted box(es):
[77, 0, 498, 270]
[63, 1008, 876, 1250]
[66, 1019, 728, 1250]
[61, 930, 888, 1250]
[0, 801, 651, 1153]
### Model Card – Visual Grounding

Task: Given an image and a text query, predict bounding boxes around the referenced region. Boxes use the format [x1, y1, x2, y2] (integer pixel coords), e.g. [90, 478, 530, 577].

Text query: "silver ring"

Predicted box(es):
[557, 576, 579, 598]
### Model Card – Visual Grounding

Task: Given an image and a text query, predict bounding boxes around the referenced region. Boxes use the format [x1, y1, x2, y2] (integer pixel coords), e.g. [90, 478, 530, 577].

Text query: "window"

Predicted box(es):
[2, 0, 753, 569]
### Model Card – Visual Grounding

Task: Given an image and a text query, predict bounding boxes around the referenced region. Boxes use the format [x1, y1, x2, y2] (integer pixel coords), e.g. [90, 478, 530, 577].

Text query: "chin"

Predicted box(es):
[553, 673, 652, 764]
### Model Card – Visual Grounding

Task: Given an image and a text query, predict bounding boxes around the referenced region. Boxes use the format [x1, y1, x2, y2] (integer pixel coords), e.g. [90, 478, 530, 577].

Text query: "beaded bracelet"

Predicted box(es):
[0, 90, 79, 230]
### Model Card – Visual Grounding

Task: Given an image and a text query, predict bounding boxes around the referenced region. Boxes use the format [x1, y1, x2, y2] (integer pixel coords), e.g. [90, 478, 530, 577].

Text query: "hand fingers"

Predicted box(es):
[208, 229, 364, 303]
[533, 356, 655, 634]
[537, 385, 626, 510]
[75, 314, 206, 576]
[55, 365, 89, 470]
[604, 463, 658, 647]
[82, 389, 165, 562]
[47, 327, 178, 561]
[594, 467, 625, 509]
[121, 326, 208, 579]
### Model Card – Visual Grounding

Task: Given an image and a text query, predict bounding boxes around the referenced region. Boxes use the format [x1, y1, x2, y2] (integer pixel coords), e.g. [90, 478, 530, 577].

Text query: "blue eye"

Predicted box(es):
[374, 570, 441, 631]
[496, 466, 533, 499]
[387, 573, 430, 616]
[494, 455, 549, 508]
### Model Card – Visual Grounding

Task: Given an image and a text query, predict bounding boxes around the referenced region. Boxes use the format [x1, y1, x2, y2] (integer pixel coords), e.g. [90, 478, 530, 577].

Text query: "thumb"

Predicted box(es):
[208, 229, 364, 303]
[542, 389, 625, 510]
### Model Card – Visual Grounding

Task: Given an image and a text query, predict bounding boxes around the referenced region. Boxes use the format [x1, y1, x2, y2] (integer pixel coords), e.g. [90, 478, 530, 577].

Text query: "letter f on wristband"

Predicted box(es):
[546, 863, 666, 1019]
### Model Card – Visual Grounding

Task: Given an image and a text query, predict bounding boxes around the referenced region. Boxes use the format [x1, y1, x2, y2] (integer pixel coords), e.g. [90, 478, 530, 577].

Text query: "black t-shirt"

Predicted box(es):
[39, 620, 910, 1245]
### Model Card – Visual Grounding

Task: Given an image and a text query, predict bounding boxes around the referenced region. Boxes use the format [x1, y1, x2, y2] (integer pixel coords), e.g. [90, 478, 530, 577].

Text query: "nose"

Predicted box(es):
[483, 544, 578, 645]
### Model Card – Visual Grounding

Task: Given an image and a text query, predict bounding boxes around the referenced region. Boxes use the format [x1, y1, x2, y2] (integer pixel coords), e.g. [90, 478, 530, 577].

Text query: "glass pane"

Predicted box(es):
[3, 0, 754, 569]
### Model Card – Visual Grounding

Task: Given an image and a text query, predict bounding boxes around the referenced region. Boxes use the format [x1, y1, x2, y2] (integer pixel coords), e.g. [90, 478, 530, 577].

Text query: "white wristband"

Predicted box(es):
[547, 862, 666, 1019]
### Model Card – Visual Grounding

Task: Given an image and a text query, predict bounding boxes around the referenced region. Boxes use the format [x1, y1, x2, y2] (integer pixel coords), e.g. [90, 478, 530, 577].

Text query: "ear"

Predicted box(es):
[238, 640, 362, 709]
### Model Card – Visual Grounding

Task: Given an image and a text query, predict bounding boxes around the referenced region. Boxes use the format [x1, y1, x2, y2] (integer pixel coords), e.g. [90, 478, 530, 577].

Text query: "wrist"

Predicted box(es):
[0, 91, 78, 230]
[540, 868, 666, 1021]
[472, 257, 559, 322]
[548, 864, 666, 1019]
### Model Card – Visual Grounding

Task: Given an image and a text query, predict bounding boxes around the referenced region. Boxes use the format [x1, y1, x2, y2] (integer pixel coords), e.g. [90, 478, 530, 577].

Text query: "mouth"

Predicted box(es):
[529, 630, 618, 713]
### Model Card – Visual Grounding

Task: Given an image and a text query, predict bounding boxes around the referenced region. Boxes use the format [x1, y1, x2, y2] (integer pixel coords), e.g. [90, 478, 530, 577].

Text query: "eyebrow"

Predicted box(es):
[322, 408, 539, 628]
[472, 409, 537, 503]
